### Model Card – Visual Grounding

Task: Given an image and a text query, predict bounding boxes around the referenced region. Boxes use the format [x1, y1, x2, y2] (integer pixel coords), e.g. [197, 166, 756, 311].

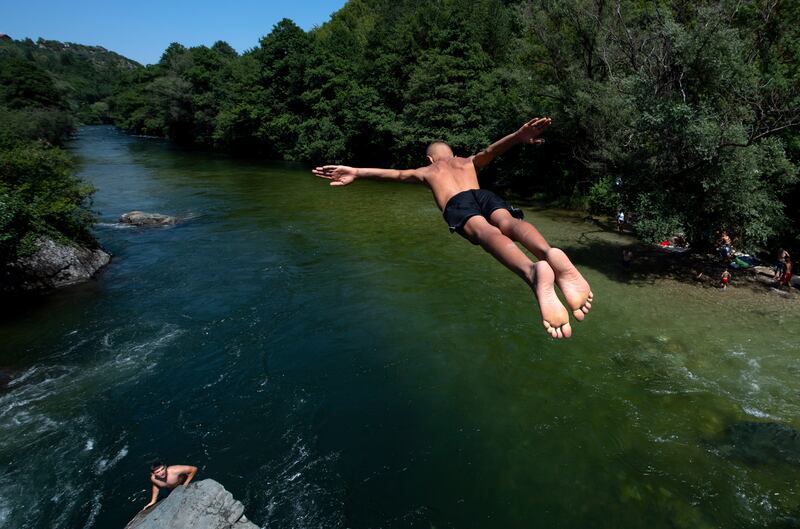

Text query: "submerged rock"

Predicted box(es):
[718, 421, 800, 465]
[120, 211, 178, 226]
[2, 237, 110, 291]
[124, 479, 258, 529]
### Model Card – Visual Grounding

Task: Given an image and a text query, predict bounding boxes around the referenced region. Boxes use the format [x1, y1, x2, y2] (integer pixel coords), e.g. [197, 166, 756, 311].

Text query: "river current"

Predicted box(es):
[1, 126, 799, 528]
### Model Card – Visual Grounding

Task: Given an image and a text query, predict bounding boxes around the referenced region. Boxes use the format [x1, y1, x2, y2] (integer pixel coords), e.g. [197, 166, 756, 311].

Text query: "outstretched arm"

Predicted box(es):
[312, 165, 425, 186]
[471, 117, 551, 170]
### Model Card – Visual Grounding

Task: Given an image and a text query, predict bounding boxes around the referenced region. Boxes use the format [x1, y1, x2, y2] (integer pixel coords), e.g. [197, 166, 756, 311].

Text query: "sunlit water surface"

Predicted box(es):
[1, 126, 799, 529]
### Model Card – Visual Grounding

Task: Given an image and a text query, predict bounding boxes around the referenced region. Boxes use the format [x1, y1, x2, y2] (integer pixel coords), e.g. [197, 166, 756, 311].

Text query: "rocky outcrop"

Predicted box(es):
[120, 211, 178, 226]
[124, 480, 259, 529]
[2, 237, 110, 291]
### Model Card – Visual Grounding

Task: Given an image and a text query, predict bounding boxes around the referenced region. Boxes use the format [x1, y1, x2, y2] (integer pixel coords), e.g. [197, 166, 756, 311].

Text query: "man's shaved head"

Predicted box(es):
[426, 141, 453, 162]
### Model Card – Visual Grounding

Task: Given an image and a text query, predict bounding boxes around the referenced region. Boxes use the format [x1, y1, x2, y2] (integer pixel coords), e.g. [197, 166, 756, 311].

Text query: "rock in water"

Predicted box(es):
[124, 480, 259, 529]
[2, 237, 110, 291]
[720, 421, 800, 465]
[120, 211, 178, 226]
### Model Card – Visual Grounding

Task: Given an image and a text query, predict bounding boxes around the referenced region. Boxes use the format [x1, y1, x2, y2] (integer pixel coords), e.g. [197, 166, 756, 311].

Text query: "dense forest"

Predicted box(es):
[2, 0, 799, 262]
[0, 37, 138, 265]
[108, 0, 800, 250]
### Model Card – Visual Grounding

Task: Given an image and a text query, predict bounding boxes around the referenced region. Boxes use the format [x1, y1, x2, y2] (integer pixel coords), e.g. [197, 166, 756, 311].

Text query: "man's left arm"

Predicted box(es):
[471, 117, 551, 170]
[175, 465, 198, 488]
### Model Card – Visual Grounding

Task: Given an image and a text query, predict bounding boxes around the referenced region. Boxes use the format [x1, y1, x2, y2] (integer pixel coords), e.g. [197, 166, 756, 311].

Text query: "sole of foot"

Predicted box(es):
[533, 261, 572, 339]
[546, 248, 593, 321]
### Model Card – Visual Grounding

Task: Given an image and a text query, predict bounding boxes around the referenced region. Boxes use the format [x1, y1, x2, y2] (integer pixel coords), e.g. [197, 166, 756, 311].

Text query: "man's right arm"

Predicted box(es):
[312, 165, 425, 186]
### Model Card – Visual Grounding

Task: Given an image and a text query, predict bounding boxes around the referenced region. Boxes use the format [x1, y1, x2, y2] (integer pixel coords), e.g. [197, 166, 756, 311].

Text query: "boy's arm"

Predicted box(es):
[471, 117, 551, 170]
[178, 465, 197, 488]
[312, 165, 425, 186]
[143, 484, 159, 510]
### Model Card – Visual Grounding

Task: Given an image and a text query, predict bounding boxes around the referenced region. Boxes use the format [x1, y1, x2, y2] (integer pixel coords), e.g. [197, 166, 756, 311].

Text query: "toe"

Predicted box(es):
[572, 308, 585, 321]
[556, 328, 563, 339]
[561, 323, 572, 338]
[581, 306, 590, 314]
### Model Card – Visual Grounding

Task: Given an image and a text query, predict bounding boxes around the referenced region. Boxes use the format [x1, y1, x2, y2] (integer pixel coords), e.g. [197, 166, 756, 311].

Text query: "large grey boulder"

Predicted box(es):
[120, 211, 178, 226]
[2, 237, 110, 291]
[124, 479, 259, 529]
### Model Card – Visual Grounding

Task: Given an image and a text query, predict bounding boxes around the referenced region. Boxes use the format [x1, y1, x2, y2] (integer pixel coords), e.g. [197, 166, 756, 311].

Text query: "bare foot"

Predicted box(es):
[532, 261, 572, 339]
[545, 248, 593, 321]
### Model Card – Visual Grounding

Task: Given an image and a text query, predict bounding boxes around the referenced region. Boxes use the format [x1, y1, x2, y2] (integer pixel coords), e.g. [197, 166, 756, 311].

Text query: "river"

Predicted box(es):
[1, 126, 799, 529]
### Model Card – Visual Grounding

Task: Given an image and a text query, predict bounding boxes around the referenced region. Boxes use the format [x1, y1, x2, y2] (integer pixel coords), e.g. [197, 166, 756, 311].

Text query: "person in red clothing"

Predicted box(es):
[721, 269, 731, 290]
[778, 256, 793, 289]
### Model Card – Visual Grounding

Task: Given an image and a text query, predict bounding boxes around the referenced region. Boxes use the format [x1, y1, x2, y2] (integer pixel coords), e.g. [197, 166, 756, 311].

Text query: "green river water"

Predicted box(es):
[1, 126, 799, 528]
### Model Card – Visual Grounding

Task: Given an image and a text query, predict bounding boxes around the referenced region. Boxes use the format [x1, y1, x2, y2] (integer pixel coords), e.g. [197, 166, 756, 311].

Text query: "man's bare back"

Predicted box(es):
[313, 117, 593, 339]
[415, 155, 480, 210]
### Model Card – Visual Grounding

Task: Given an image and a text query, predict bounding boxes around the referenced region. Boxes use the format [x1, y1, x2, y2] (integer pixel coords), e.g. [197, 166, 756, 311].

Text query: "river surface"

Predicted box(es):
[1, 126, 800, 529]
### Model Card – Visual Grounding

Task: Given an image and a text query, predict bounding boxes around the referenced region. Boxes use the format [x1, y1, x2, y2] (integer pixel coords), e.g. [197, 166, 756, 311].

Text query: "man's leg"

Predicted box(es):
[461, 215, 571, 338]
[488, 209, 593, 321]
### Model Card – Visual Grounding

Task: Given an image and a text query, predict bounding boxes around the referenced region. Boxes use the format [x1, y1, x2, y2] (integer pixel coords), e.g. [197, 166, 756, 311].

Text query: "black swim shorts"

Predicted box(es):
[442, 189, 524, 244]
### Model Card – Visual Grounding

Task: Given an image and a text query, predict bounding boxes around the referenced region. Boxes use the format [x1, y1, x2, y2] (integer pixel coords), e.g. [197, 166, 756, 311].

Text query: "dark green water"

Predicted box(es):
[2, 126, 800, 529]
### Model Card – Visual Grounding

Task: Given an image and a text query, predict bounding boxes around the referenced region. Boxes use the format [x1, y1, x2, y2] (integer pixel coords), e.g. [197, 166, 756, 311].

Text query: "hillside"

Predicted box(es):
[0, 36, 141, 122]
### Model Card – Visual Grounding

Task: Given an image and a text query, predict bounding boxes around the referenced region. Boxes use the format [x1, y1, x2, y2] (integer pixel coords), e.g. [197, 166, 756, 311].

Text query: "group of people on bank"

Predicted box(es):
[716, 230, 794, 291]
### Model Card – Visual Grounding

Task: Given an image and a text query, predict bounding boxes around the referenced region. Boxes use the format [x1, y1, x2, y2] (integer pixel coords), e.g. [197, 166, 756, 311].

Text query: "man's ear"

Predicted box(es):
[426, 155, 434, 164]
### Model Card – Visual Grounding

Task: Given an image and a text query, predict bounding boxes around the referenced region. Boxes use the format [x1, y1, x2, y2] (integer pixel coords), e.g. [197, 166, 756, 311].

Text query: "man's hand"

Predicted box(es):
[472, 116, 551, 170]
[312, 165, 357, 186]
[143, 501, 156, 510]
[515, 117, 551, 145]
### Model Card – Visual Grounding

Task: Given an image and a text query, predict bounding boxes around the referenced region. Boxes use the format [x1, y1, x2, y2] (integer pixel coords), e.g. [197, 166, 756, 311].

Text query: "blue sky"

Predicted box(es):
[3, 0, 347, 65]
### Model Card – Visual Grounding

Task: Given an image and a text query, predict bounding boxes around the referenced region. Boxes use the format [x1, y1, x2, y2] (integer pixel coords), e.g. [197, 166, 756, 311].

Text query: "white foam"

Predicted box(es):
[83, 491, 103, 529]
[742, 406, 777, 419]
[96, 446, 128, 474]
[0, 497, 10, 525]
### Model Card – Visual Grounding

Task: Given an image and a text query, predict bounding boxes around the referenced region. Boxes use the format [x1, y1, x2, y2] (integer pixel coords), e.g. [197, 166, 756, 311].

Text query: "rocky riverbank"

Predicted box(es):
[1, 237, 109, 291]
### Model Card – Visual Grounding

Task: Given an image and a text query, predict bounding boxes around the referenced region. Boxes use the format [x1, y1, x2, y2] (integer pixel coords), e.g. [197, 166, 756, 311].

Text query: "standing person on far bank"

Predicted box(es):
[721, 269, 731, 290]
[143, 462, 198, 510]
[779, 256, 793, 289]
[774, 248, 789, 280]
[718, 231, 733, 262]
[616, 210, 625, 232]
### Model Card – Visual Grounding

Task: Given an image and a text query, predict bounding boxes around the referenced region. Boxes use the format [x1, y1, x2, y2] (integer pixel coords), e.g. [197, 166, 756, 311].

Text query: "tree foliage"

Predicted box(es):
[0, 38, 122, 264]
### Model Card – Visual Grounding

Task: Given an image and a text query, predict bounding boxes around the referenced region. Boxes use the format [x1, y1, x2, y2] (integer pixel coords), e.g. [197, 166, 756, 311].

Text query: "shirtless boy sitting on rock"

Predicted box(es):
[143, 462, 198, 510]
[313, 117, 593, 338]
